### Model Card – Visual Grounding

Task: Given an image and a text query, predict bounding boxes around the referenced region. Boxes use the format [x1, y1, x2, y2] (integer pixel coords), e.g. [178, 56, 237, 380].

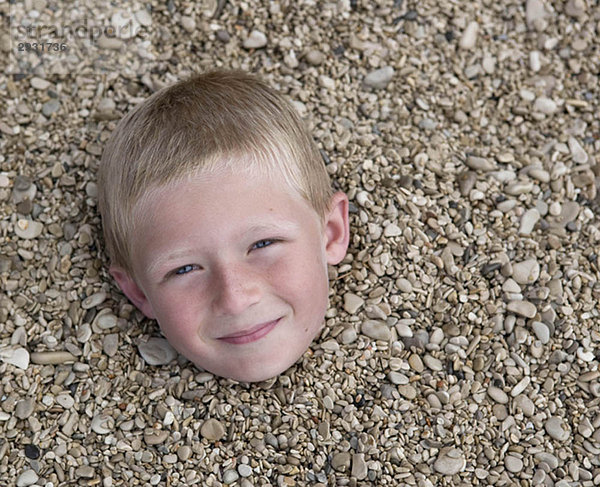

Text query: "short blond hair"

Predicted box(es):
[97, 70, 335, 275]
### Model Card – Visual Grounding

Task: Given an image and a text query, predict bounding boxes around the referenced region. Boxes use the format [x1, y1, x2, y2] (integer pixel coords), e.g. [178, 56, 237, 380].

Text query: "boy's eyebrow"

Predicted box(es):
[148, 219, 300, 275]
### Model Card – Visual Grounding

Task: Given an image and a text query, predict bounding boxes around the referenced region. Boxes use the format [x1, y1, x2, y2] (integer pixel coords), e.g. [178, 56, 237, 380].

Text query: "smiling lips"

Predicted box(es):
[218, 318, 281, 345]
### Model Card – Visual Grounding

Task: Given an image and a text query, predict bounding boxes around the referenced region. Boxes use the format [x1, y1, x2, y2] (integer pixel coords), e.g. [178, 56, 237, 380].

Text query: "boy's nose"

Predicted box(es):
[212, 263, 262, 316]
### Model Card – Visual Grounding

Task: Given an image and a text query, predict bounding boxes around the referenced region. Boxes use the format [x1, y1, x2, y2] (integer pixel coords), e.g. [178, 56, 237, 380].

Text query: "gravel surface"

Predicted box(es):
[2, 0, 600, 485]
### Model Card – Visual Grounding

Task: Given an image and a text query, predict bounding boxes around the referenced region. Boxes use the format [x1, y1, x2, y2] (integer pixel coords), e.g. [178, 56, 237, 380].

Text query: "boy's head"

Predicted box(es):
[98, 70, 349, 382]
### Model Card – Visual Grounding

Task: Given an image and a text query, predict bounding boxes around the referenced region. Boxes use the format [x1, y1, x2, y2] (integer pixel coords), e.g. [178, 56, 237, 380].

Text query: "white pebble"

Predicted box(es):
[533, 97, 557, 114]
[0, 347, 30, 369]
[363, 66, 394, 89]
[243, 30, 267, 49]
[15, 219, 43, 239]
[519, 209, 540, 235]
[16, 469, 38, 487]
[459, 21, 479, 49]
[138, 337, 178, 365]
[568, 136, 588, 164]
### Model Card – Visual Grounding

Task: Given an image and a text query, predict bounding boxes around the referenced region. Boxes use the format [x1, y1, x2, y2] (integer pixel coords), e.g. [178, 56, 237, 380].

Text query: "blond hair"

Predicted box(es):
[97, 70, 335, 275]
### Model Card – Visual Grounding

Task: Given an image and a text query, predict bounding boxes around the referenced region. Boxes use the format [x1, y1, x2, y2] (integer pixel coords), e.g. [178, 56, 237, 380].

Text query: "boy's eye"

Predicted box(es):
[175, 264, 198, 275]
[252, 239, 279, 250]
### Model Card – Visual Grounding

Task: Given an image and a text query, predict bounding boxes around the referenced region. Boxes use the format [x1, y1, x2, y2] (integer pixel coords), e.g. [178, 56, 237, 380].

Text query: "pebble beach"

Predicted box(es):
[2, 0, 600, 485]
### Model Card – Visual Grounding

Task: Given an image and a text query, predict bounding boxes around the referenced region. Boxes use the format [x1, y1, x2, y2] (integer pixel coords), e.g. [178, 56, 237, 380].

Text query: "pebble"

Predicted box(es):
[505, 455, 523, 473]
[200, 418, 226, 441]
[15, 398, 35, 419]
[223, 470, 239, 484]
[512, 259, 540, 285]
[144, 429, 169, 445]
[511, 376, 531, 397]
[466, 155, 495, 171]
[433, 448, 466, 475]
[519, 209, 540, 235]
[351, 453, 368, 480]
[423, 355, 443, 371]
[343, 293, 364, 314]
[81, 292, 107, 309]
[180, 15, 196, 32]
[568, 136, 588, 164]
[331, 452, 351, 472]
[0, 347, 29, 369]
[16, 469, 38, 487]
[42, 99, 60, 116]
[30, 77, 50, 90]
[237, 464, 252, 477]
[243, 30, 267, 49]
[545, 416, 570, 442]
[459, 21, 479, 49]
[305, 49, 325, 65]
[408, 354, 424, 372]
[533, 97, 557, 114]
[55, 393, 74, 409]
[526, 0, 549, 31]
[531, 321, 550, 344]
[15, 219, 43, 239]
[30, 351, 76, 364]
[487, 386, 509, 404]
[138, 337, 178, 365]
[361, 320, 391, 341]
[396, 278, 413, 293]
[363, 66, 394, 89]
[103, 333, 119, 357]
[507, 300, 537, 318]
[91, 413, 115, 434]
[383, 223, 402, 237]
[514, 395, 535, 416]
[177, 445, 192, 461]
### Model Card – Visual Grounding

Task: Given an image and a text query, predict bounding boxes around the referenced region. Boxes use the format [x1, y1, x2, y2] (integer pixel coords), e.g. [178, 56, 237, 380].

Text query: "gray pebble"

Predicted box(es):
[361, 320, 391, 341]
[433, 447, 466, 475]
[487, 386, 509, 404]
[16, 469, 38, 487]
[363, 66, 394, 89]
[545, 416, 570, 442]
[42, 99, 60, 116]
[531, 321, 550, 344]
[15, 398, 35, 419]
[138, 337, 177, 365]
[507, 300, 537, 318]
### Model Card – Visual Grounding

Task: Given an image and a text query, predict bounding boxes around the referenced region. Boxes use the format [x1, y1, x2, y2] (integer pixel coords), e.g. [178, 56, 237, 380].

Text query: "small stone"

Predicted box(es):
[0, 346, 29, 369]
[487, 386, 509, 404]
[396, 278, 413, 293]
[530, 50, 541, 71]
[519, 209, 540, 235]
[458, 171, 477, 196]
[565, 0, 586, 18]
[42, 98, 60, 116]
[363, 66, 394, 89]
[243, 30, 267, 49]
[223, 470, 239, 484]
[97, 98, 116, 113]
[459, 21, 479, 49]
[331, 451, 351, 472]
[433, 448, 466, 475]
[135, 9, 152, 26]
[81, 292, 107, 309]
[103, 334, 119, 357]
[31, 77, 50, 90]
[91, 413, 115, 434]
[507, 300, 537, 318]
[526, 0, 549, 31]
[180, 15, 196, 32]
[361, 320, 391, 341]
[138, 337, 177, 365]
[97, 35, 123, 50]
[201, 418, 226, 441]
[144, 428, 169, 445]
[466, 155, 495, 171]
[351, 453, 368, 480]
[76, 465, 95, 478]
[343, 293, 364, 314]
[545, 416, 570, 442]
[408, 354, 424, 372]
[340, 327, 357, 344]
[512, 259, 540, 285]
[15, 398, 35, 419]
[388, 371, 409, 385]
[533, 97, 557, 114]
[76, 323, 92, 343]
[16, 469, 38, 487]
[514, 395, 535, 416]
[238, 464, 252, 477]
[383, 223, 402, 237]
[15, 219, 43, 239]
[423, 355, 443, 371]
[511, 376, 531, 397]
[505, 455, 523, 473]
[55, 393, 75, 409]
[177, 445, 192, 461]
[30, 351, 76, 364]
[305, 49, 325, 65]
[532, 321, 550, 344]
[398, 384, 417, 399]
[24, 444, 40, 460]
[568, 136, 588, 164]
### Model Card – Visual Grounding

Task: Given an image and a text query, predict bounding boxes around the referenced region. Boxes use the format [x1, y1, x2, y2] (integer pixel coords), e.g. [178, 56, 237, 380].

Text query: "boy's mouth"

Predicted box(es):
[218, 318, 281, 345]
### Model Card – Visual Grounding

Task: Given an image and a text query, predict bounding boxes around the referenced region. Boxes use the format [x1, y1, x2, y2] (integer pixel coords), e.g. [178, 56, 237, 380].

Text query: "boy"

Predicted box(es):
[97, 70, 350, 382]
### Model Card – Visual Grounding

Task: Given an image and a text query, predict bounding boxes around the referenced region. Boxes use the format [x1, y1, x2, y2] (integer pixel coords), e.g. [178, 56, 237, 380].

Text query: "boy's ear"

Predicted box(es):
[323, 191, 350, 265]
[109, 267, 156, 319]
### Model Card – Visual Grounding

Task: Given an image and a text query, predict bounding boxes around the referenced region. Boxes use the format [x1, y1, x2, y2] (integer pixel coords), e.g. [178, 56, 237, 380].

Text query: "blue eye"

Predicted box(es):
[253, 239, 274, 250]
[175, 264, 197, 275]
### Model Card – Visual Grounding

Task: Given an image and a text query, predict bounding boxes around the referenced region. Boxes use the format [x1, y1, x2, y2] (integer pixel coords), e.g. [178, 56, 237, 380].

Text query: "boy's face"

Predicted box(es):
[111, 162, 349, 382]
